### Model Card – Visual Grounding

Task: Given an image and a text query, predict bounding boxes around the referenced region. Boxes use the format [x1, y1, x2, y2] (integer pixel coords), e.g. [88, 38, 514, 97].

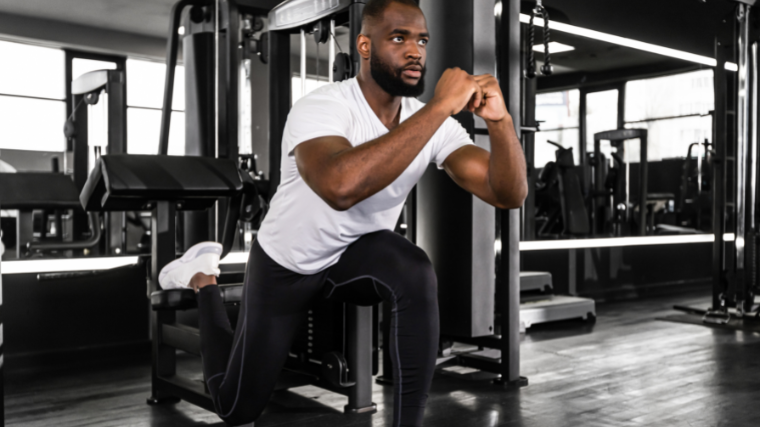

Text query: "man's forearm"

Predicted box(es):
[327, 102, 450, 209]
[486, 116, 528, 208]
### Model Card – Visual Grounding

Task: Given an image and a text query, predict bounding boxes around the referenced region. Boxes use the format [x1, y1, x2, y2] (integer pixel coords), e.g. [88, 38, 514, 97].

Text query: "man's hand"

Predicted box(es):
[471, 74, 508, 123]
[430, 68, 483, 116]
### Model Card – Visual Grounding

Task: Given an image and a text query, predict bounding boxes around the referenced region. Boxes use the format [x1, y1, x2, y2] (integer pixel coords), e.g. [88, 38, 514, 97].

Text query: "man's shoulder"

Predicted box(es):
[296, 79, 355, 106]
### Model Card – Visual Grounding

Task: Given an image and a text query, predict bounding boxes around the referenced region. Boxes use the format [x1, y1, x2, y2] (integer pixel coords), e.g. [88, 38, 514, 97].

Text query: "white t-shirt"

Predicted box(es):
[257, 78, 473, 274]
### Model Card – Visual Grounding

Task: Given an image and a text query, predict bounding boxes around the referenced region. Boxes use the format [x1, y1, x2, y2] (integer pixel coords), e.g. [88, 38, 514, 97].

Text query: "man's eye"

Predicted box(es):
[419, 39, 428, 46]
[393, 36, 403, 42]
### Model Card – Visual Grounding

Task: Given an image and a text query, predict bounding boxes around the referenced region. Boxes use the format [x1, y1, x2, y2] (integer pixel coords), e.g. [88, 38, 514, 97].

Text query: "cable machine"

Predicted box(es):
[677, 0, 760, 323]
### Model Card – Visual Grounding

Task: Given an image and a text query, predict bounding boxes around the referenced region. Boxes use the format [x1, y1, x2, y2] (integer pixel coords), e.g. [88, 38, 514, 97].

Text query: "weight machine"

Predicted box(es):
[677, 0, 760, 323]
[141, 0, 378, 415]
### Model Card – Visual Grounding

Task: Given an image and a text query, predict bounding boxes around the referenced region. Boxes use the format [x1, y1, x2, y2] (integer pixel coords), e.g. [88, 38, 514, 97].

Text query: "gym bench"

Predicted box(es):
[80, 154, 377, 415]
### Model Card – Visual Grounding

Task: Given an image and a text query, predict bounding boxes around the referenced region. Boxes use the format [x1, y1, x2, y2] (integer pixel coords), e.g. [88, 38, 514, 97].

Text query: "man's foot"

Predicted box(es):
[190, 272, 217, 293]
[158, 242, 222, 290]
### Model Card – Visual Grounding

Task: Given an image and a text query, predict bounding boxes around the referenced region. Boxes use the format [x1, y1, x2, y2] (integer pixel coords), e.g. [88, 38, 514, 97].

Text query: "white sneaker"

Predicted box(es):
[158, 242, 222, 290]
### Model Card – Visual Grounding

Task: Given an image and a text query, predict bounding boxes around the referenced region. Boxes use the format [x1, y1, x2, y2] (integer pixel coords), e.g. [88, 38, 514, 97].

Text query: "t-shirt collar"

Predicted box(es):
[351, 78, 410, 131]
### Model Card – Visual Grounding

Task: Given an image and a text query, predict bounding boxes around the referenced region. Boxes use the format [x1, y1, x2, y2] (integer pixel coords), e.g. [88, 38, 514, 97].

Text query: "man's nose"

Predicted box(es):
[406, 45, 422, 60]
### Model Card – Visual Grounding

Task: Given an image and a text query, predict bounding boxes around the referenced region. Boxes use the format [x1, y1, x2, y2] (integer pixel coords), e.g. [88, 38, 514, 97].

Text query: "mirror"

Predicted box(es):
[521, 1, 723, 241]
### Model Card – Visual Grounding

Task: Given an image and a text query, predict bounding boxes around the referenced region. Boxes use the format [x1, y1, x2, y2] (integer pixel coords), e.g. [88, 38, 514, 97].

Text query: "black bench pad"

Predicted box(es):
[151, 284, 243, 310]
[0, 173, 82, 210]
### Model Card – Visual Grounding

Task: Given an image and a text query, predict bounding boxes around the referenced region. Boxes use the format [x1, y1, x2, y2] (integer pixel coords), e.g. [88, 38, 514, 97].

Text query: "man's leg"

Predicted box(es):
[196, 240, 327, 426]
[325, 230, 439, 427]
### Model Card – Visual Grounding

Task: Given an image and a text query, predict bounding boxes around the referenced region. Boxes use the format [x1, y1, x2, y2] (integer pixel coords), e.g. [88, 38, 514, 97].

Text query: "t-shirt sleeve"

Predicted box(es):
[283, 93, 352, 156]
[432, 117, 475, 169]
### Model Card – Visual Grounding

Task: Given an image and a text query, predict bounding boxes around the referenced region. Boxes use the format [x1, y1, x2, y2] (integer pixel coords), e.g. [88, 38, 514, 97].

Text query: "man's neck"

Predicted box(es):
[356, 72, 402, 130]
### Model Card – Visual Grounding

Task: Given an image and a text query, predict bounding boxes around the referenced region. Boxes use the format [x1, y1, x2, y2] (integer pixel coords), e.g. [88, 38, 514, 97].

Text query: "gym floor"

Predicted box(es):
[6, 290, 759, 427]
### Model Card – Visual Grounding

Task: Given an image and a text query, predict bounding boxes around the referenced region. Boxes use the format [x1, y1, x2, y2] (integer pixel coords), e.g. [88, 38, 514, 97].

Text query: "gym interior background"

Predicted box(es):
[0, 0, 758, 426]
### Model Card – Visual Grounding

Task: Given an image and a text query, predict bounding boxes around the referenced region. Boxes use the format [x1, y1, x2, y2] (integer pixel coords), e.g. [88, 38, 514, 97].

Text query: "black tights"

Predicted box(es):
[197, 230, 439, 426]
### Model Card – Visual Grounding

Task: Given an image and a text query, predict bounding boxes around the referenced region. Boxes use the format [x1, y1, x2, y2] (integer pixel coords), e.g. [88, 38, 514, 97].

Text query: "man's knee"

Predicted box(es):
[398, 245, 438, 305]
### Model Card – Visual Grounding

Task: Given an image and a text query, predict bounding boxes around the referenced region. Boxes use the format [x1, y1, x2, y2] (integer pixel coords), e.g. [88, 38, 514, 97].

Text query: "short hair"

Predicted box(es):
[362, 0, 420, 28]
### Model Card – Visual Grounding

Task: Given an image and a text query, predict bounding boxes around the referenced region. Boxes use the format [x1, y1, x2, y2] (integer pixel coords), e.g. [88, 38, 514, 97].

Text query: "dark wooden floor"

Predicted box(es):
[7, 290, 760, 427]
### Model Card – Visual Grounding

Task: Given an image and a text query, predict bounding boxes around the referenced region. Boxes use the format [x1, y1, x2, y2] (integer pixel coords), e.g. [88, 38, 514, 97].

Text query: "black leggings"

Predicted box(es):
[197, 230, 439, 427]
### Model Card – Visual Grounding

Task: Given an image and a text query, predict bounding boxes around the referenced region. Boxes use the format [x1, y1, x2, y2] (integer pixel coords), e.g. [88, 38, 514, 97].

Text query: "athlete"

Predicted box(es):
[157, 0, 527, 426]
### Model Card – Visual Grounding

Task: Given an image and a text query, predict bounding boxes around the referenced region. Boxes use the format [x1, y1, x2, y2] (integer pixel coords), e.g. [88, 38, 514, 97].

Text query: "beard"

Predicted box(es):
[370, 50, 426, 98]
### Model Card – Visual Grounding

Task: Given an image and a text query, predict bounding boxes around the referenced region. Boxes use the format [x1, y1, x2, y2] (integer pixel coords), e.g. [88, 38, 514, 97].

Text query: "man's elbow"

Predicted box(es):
[327, 197, 353, 212]
[496, 183, 528, 210]
[323, 185, 357, 212]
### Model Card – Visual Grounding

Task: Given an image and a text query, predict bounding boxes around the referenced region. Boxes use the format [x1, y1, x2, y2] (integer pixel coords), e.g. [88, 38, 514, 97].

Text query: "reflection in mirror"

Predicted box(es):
[523, 8, 717, 241]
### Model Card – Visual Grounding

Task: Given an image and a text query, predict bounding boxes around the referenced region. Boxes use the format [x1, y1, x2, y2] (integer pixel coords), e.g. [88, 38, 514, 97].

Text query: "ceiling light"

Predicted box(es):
[534, 41, 575, 54]
[521, 14, 738, 72]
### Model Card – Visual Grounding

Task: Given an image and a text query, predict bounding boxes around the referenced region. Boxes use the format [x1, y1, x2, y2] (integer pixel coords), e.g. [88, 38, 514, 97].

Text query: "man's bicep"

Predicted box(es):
[443, 145, 501, 205]
[294, 136, 353, 185]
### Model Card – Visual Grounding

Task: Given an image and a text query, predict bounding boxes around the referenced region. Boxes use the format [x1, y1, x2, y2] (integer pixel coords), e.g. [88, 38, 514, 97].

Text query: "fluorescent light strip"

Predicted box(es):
[520, 14, 737, 71]
[220, 252, 249, 265]
[519, 234, 736, 251]
[533, 41, 575, 54]
[2, 256, 140, 275]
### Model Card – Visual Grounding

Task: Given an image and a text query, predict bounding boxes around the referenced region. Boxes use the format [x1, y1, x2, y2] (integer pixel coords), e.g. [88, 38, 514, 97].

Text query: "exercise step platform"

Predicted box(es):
[520, 271, 553, 293]
[520, 295, 596, 332]
[151, 284, 243, 311]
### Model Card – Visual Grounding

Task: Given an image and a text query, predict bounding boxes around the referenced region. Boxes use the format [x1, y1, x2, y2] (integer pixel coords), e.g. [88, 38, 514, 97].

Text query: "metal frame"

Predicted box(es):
[709, 1, 757, 315]
[65, 50, 126, 248]
[265, 1, 377, 412]
[592, 129, 649, 236]
[494, 0, 526, 387]
[671, 0, 760, 323]
[151, 0, 376, 415]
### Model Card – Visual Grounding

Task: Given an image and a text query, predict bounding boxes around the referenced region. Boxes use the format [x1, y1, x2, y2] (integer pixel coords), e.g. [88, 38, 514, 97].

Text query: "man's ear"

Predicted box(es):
[357, 34, 371, 61]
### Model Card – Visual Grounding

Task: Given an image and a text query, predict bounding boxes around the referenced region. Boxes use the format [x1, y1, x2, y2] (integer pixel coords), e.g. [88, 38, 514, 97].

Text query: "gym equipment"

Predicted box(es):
[267, 0, 377, 413]
[518, 272, 596, 331]
[149, 0, 377, 415]
[524, 0, 553, 79]
[81, 154, 241, 409]
[80, 153, 377, 411]
[675, 0, 760, 324]
[534, 141, 590, 237]
[676, 140, 713, 232]
[0, 68, 125, 260]
[403, 0, 525, 389]
[0, 173, 101, 258]
[591, 129, 649, 236]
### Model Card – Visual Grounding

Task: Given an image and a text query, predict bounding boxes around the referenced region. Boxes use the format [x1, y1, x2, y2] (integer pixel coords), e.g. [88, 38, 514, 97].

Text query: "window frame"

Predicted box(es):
[64, 50, 127, 153]
[0, 41, 68, 153]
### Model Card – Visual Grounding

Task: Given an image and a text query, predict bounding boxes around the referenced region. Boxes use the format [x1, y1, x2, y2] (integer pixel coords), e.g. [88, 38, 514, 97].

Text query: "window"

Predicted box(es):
[292, 75, 330, 105]
[535, 90, 580, 168]
[0, 40, 66, 152]
[625, 70, 714, 162]
[126, 59, 185, 155]
[586, 89, 619, 160]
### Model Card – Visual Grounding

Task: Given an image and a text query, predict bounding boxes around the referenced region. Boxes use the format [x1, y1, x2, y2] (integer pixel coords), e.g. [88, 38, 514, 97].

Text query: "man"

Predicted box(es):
[158, 0, 527, 426]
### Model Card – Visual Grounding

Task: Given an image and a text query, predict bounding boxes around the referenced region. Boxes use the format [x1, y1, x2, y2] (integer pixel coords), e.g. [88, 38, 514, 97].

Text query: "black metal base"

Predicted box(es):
[344, 403, 377, 414]
[374, 375, 394, 386]
[493, 376, 529, 389]
[146, 395, 181, 405]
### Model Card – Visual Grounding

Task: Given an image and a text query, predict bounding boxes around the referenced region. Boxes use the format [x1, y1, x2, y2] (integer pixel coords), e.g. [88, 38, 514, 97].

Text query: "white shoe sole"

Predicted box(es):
[159, 242, 222, 290]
